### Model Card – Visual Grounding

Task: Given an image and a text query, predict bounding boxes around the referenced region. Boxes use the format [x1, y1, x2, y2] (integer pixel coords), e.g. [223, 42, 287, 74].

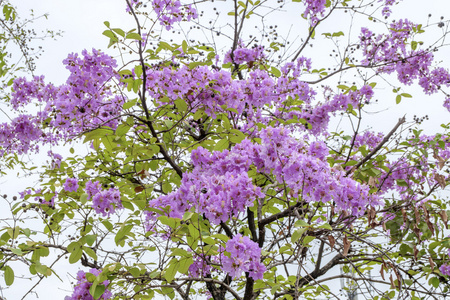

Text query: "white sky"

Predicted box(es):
[3, 0, 450, 299]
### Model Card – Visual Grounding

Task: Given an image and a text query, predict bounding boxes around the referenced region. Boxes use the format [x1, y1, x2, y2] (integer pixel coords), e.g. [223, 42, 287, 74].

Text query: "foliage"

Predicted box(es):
[1, 0, 450, 299]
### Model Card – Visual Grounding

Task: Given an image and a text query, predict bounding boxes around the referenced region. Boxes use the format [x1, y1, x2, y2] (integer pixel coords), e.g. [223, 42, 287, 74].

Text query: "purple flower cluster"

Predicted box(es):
[20, 188, 57, 206]
[48, 151, 63, 169]
[440, 264, 450, 276]
[372, 132, 450, 200]
[189, 252, 213, 278]
[64, 178, 79, 192]
[0, 114, 44, 155]
[379, 0, 401, 18]
[444, 97, 450, 111]
[280, 57, 312, 77]
[65, 269, 112, 300]
[224, 45, 266, 65]
[302, 0, 326, 24]
[145, 142, 264, 228]
[145, 60, 320, 132]
[282, 85, 374, 135]
[146, 65, 258, 118]
[222, 234, 266, 280]
[143, 52, 374, 137]
[152, 0, 197, 30]
[86, 181, 123, 217]
[360, 19, 450, 103]
[3, 49, 123, 155]
[10, 75, 55, 109]
[255, 128, 380, 215]
[146, 126, 378, 234]
[126, 0, 141, 12]
[352, 131, 384, 149]
[419, 67, 450, 95]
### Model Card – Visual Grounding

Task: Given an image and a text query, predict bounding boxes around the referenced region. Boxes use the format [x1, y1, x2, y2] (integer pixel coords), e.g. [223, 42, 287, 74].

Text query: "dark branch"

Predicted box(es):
[346, 116, 406, 176]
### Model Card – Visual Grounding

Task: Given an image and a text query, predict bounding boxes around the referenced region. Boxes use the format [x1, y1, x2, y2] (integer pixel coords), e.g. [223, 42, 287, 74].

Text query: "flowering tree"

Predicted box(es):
[2, 0, 450, 299]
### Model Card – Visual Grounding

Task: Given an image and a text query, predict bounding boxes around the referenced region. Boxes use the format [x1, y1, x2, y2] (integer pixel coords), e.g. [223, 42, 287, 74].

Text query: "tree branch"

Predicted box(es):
[247, 208, 257, 243]
[346, 116, 406, 176]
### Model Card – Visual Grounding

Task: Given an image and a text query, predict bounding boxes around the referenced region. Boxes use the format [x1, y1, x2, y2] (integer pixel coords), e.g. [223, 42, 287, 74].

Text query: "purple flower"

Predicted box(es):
[150, 0, 198, 30]
[91, 188, 123, 217]
[224, 45, 266, 65]
[189, 252, 212, 277]
[302, 0, 326, 25]
[65, 269, 112, 300]
[48, 151, 63, 169]
[85, 181, 102, 199]
[440, 264, 450, 276]
[84, 181, 123, 217]
[222, 234, 266, 280]
[64, 178, 79, 192]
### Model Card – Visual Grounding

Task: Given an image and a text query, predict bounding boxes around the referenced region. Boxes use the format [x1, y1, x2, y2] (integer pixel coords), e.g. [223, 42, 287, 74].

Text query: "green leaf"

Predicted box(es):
[85, 235, 97, 246]
[162, 181, 172, 194]
[318, 223, 333, 230]
[83, 246, 98, 261]
[91, 284, 106, 300]
[178, 257, 193, 274]
[69, 247, 83, 264]
[291, 228, 306, 243]
[174, 98, 188, 112]
[214, 138, 229, 151]
[102, 30, 117, 41]
[332, 31, 344, 37]
[112, 28, 125, 37]
[80, 193, 89, 204]
[182, 212, 194, 221]
[101, 136, 114, 153]
[115, 224, 133, 246]
[83, 128, 114, 143]
[193, 109, 204, 121]
[396, 179, 408, 187]
[401, 93, 412, 98]
[165, 259, 179, 283]
[182, 40, 188, 53]
[116, 124, 131, 136]
[123, 99, 137, 110]
[188, 61, 205, 69]
[4, 265, 14, 286]
[230, 129, 246, 143]
[39, 247, 50, 257]
[102, 220, 114, 231]
[271, 66, 281, 77]
[429, 276, 440, 288]
[126, 32, 142, 40]
[171, 248, 189, 257]
[294, 220, 309, 227]
[188, 224, 200, 240]
[119, 69, 133, 76]
[396, 94, 402, 104]
[303, 236, 315, 245]
[10, 248, 22, 256]
[35, 263, 50, 276]
[135, 65, 143, 78]
[158, 41, 173, 50]
[4, 6, 12, 21]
